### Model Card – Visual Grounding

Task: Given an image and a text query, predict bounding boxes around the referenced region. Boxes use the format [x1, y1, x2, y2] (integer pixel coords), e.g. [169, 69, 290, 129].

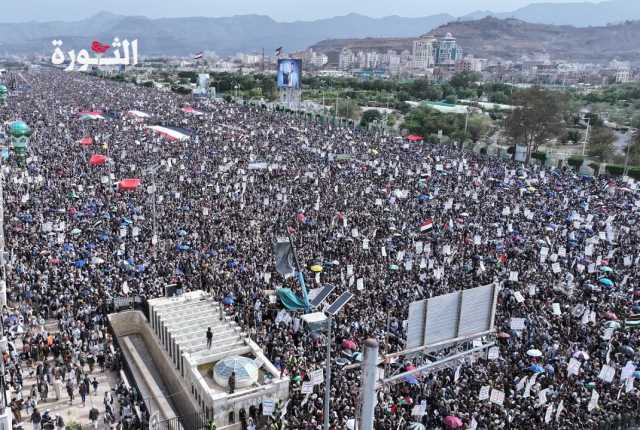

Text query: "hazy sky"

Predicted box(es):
[6, 0, 601, 22]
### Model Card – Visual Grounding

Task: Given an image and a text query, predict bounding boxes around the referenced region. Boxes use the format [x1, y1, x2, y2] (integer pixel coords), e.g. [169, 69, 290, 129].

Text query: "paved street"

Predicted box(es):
[12, 321, 122, 430]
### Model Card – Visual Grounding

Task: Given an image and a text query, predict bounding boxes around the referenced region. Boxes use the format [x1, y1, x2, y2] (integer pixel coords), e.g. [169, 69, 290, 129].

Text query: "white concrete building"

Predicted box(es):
[413, 35, 437, 70]
[146, 291, 289, 428]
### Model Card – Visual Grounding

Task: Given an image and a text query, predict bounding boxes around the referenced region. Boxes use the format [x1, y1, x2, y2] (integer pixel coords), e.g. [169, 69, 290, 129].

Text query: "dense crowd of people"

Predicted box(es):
[0, 69, 639, 429]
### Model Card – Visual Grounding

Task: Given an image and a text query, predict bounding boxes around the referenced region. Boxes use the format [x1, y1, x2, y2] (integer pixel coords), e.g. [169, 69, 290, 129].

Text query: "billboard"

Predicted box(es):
[406, 283, 498, 350]
[277, 59, 302, 89]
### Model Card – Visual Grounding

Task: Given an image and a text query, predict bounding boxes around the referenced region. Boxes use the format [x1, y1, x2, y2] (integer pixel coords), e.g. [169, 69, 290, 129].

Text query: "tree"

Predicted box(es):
[588, 127, 616, 160]
[260, 77, 277, 101]
[467, 115, 491, 142]
[449, 71, 481, 90]
[505, 87, 566, 164]
[331, 99, 361, 120]
[360, 110, 383, 128]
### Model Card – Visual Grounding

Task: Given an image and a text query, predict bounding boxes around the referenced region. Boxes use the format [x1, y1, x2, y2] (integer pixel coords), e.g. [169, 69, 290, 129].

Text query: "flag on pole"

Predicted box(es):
[193, 52, 204, 60]
[419, 219, 433, 232]
[275, 47, 283, 57]
[273, 237, 296, 278]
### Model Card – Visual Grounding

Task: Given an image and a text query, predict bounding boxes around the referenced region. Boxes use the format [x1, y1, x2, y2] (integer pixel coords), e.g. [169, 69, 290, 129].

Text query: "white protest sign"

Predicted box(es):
[598, 365, 615, 383]
[262, 399, 275, 416]
[490, 389, 505, 406]
[310, 369, 323, 385]
[587, 390, 599, 412]
[552, 303, 561, 316]
[510, 318, 526, 331]
[514, 291, 525, 303]
[621, 362, 636, 382]
[567, 358, 581, 376]
[487, 346, 500, 360]
[479, 386, 490, 401]
[301, 382, 314, 394]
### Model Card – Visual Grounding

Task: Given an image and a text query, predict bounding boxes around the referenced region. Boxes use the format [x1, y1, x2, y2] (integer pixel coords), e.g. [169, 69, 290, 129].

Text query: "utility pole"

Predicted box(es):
[0, 163, 6, 309]
[359, 338, 379, 430]
[582, 116, 591, 156]
[623, 134, 632, 177]
[323, 315, 332, 430]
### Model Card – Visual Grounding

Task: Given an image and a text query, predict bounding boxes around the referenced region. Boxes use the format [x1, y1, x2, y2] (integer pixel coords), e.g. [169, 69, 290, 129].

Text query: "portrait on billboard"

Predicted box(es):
[277, 59, 301, 89]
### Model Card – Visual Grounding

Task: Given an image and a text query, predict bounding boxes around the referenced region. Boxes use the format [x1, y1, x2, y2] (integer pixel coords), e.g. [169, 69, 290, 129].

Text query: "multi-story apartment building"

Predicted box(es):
[412, 35, 437, 70]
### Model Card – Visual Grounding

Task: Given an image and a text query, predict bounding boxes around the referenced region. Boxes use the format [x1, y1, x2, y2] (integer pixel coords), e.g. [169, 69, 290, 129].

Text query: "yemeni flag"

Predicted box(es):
[193, 52, 204, 60]
[625, 314, 640, 328]
[78, 111, 105, 120]
[275, 47, 283, 56]
[419, 219, 433, 232]
[145, 125, 191, 141]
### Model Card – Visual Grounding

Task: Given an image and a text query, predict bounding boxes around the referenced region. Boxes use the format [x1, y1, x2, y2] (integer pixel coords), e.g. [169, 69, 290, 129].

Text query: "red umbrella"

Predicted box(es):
[78, 137, 93, 146]
[118, 178, 141, 191]
[406, 134, 423, 142]
[341, 339, 357, 350]
[443, 416, 463, 428]
[89, 154, 107, 166]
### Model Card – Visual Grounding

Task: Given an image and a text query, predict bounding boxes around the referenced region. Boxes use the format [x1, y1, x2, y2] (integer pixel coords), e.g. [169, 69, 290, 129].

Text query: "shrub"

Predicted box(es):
[532, 152, 547, 162]
[605, 164, 625, 176]
[567, 157, 583, 170]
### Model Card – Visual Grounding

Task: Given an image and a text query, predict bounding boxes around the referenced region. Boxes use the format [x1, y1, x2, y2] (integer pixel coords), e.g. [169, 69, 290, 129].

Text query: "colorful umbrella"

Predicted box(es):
[310, 264, 323, 273]
[599, 266, 613, 273]
[89, 154, 107, 166]
[78, 137, 94, 146]
[527, 349, 543, 357]
[118, 178, 141, 191]
[529, 364, 545, 373]
[406, 135, 423, 142]
[341, 339, 357, 350]
[443, 416, 463, 429]
[599, 278, 614, 287]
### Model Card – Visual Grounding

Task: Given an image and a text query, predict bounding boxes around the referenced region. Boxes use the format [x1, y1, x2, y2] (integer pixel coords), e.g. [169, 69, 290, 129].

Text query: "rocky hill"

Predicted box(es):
[311, 17, 640, 64]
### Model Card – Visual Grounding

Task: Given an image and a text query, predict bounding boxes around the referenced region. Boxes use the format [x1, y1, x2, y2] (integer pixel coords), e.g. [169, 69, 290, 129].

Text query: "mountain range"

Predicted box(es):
[313, 17, 640, 64]
[0, 0, 638, 57]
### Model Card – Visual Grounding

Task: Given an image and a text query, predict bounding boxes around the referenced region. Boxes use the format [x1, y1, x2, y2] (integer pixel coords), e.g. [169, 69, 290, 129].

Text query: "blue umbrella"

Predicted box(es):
[417, 194, 431, 202]
[222, 296, 235, 305]
[402, 374, 419, 385]
[227, 260, 238, 269]
[599, 278, 614, 287]
[529, 364, 545, 373]
[74, 259, 86, 268]
[177, 244, 191, 252]
[599, 266, 613, 273]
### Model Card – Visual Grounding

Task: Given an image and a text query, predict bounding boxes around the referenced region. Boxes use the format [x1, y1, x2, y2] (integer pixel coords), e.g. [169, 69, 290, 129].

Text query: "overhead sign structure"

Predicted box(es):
[51, 38, 139, 72]
[406, 283, 498, 350]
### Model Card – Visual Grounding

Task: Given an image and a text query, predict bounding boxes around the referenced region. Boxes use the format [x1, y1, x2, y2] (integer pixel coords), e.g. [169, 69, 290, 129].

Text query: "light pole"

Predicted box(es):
[234, 84, 240, 99]
[322, 291, 353, 430]
[145, 165, 160, 253]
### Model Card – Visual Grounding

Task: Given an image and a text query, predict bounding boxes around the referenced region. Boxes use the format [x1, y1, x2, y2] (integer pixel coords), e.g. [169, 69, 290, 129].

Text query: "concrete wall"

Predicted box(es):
[109, 311, 201, 429]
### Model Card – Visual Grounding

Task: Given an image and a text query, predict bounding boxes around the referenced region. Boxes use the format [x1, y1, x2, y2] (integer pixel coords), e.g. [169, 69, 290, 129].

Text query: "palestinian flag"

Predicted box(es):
[419, 219, 433, 232]
[78, 111, 105, 120]
[145, 125, 191, 141]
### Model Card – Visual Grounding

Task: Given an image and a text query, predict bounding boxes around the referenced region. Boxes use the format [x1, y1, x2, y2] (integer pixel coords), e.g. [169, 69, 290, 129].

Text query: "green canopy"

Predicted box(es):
[276, 288, 306, 311]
